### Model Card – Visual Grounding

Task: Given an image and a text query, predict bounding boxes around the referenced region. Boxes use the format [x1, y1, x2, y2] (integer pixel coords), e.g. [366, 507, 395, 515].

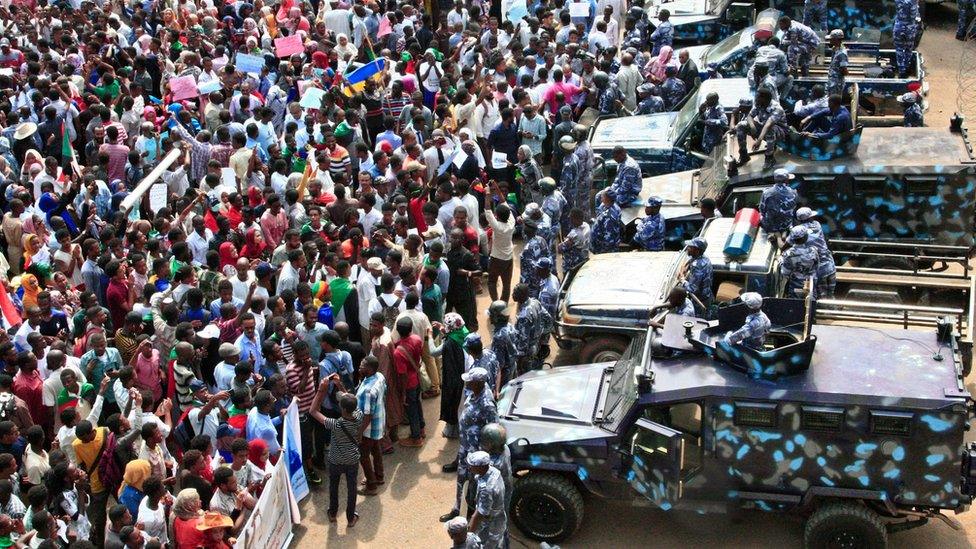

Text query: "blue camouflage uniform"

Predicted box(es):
[515, 298, 552, 373]
[598, 85, 620, 115]
[535, 212, 558, 263]
[903, 102, 924, 127]
[803, 0, 828, 31]
[633, 213, 665, 251]
[636, 95, 666, 115]
[759, 182, 798, 233]
[753, 45, 791, 91]
[784, 21, 821, 74]
[700, 103, 728, 153]
[802, 219, 837, 298]
[608, 156, 642, 207]
[519, 233, 549, 292]
[559, 150, 581, 212]
[472, 465, 508, 547]
[960, 0, 975, 39]
[736, 102, 788, 157]
[725, 310, 771, 350]
[780, 242, 820, 297]
[623, 28, 644, 50]
[573, 142, 595, 217]
[470, 350, 501, 395]
[793, 95, 829, 119]
[893, 0, 920, 77]
[454, 391, 498, 512]
[750, 71, 780, 104]
[590, 202, 622, 254]
[672, 297, 696, 317]
[661, 77, 687, 110]
[488, 446, 513, 512]
[650, 20, 674, 55]
[538, 274, 560, 320]
[827, 45, 848, 96]
[558, 222, 591, 273]
[491, 324, 520, 384]
[542, 190, 568, 234]
[684, 256, 714, 310]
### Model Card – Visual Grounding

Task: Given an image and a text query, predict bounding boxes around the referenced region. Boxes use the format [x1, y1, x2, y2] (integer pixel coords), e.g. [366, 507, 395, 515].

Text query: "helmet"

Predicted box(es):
[558, 134, 577, 151]
[592, 70, 609, 88]
[538, 177, 557, 193]
[480, 423, 509, 454]
[488, 300, 510, 322]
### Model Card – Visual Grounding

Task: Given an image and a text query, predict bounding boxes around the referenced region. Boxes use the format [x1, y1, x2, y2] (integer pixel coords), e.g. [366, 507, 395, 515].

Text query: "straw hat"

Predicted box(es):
[13, 123, 36, 141]
[196, 512, 234, 531]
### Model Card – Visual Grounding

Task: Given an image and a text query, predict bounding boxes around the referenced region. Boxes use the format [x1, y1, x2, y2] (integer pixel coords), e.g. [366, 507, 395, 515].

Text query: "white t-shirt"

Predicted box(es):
[418, 61, 442, 92]
[137, 497, 169, 545]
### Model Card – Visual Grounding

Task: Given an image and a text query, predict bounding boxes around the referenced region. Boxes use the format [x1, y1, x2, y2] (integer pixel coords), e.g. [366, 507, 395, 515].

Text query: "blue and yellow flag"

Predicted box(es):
[342, 58, 386, 97]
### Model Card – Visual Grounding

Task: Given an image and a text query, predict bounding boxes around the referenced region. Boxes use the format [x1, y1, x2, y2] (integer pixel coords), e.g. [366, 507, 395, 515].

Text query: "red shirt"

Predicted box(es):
[12, 370, 43, 425]
[393, 334, 423, 390]
[408, 196, 428, 234]
[105, 278, 130, 332]
[174, 517, 207, 549]
[542, 81, 582, 114]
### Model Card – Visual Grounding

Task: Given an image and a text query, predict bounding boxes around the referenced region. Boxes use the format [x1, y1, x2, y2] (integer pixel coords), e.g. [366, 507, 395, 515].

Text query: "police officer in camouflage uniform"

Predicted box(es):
[573, 126, 595, 213]
[759, 168, 798, 234]
[488, 301, 520, 385]
[634, 83, 666, 115]
[594, 71, 620, 116]
[513, 283, 553, 374]
[893, 0, 921, 78]
[439, 368, 498, 524]
[551, 106, 576, 181]
[525, 203, 557, 266]
[649, 286, 697, 329]
[467, 451, 508, 548]
[699, 92, 728, 153]
[591, 190, 623, 254]
[558, 135, 583, 215]
[796, 207, 837, 298]
[536, 257, 560, 319]
[959, 0, 975, 40]
[724, 292, 771, 351]
[778, 16, 821, 76]
[898, 92, 924, 127]
[480, 423, 513, 512]
[803, 0, 828, 32]
[749, 60, 780, 104]
[682, 237, 714, 313]
[735, 88, 787, 169]
[826, 29, 849, 96]
[650, 9, 674, 56]
[780, 225, 821, 298]
[603, 146, 642, 208]
[538, 177, 568, 237]
[464, 333, 501, 398]
[633, 196, 665, 251]
[661, 65, 687, 110]
[519, 216, 550, 295]
[752, 37, 791, 96]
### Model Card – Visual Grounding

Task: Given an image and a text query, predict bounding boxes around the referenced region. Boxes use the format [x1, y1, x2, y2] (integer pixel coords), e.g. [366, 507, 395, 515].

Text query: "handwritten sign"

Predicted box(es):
[452, 149, 469, 169]
[197, 80, 222, 95]
[299, 87, 327, 109]
[148, 183, 168, 213]
[220, 167, 237, 190]
[274, 35, 304, 58]
[491, 151, 509, 169]
[569, 1, 590, 17]
[235, 53, 265, 74]
[169, 76, 199, 101]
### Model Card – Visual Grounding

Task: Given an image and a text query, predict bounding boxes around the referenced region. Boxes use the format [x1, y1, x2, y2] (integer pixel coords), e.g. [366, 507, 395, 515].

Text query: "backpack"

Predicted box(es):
[97, 431, 124, 496]
[378, 295, 402, 330]
[171, 406, 200, 450]
[0, 393, 16, 421]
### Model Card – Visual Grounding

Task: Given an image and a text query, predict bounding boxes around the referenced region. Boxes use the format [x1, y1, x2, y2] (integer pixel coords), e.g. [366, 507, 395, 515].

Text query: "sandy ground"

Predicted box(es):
[289, 5, 976, 548]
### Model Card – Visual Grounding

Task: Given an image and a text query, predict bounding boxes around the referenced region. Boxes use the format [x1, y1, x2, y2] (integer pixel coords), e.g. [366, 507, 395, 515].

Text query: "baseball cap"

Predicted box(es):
[255, 262, 273, 278]
[646, 196, 663, 207]
[795, 207, 815, 221]
[189, 379, 208, 394]
[788, 225, 809, 243]
[367, 257, 384, 270]
[773, 168, 795, 183]
[461, 367, 489, 383]
[684, 237, 707, 250]
[741, 292, 762, 309]
[462, 333, 482, 348]
[196, 324, 221, 340]
[828, 29, 845, 40]
[536, 256, 553, 270]
[466, 450, 491, 467]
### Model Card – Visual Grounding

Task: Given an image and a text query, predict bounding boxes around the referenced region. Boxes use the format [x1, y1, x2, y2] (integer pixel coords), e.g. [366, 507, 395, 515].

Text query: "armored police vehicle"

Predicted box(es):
[555, 217, 779, 363]
[642, 0, 756, 46]
[501, 305, 975, 546]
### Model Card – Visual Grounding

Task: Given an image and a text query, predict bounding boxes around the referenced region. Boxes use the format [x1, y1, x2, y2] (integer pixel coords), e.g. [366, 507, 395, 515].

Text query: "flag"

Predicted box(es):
[341, 58, 386, 97]
[0, 283, 20, 330]
[363, 34, 376, 62]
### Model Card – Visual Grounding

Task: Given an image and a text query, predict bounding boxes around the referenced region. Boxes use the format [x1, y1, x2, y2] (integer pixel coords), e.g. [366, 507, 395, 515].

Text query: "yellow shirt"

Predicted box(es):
[73, 427, 106, 493]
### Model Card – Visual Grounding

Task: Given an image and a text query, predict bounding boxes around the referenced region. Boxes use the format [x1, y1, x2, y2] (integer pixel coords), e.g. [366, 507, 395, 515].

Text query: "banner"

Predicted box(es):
[274, 35, 305, 58]
[283, 398, 310, 504]
[234, 457, 294, 549]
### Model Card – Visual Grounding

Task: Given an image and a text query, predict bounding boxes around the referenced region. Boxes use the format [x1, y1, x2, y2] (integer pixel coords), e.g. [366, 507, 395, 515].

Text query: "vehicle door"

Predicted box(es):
[623, 418, 684, 510]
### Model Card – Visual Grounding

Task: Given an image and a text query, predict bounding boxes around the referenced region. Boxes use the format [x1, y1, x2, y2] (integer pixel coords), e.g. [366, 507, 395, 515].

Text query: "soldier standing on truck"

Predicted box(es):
[796, 207, 838, 298]
[723, 292, 771, 350]
[759, 168, 798, 235]
[681, 237, 714, 314]
[825, 29, 849, 96]
[893, 0, 921, 78]
[780, 226, 821, 298]
[803, 0, 828, 31]
[898, 92, 924, 127]
[778, 16, 821, 76]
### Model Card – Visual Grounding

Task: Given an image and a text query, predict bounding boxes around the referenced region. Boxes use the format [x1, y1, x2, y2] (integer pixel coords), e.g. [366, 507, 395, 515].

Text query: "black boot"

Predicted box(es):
[763, 155, 776, 170]
[439, 510, 459, 522]
[442, 459, 459, 473]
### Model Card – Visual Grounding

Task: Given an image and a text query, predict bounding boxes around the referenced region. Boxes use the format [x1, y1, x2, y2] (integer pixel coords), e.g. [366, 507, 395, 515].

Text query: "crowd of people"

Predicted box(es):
[0, 0, 935, 546]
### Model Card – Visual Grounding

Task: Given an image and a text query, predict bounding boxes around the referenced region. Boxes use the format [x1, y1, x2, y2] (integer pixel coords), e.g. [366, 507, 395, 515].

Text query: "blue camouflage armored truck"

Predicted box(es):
[501, 302, 976, 547]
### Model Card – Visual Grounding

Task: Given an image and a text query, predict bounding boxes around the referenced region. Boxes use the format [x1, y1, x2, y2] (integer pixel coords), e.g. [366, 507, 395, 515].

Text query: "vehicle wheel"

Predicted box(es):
[803, 502, 887, 549]
[511, 472, 584, 542]
[579, 336, 630, 364]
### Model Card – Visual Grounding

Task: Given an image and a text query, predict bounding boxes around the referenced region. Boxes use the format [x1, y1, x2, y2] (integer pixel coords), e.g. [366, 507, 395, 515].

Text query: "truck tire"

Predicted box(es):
[804, 503, 887, 549]
[510, 472, 585, 542]
[579, 336, 630, 364]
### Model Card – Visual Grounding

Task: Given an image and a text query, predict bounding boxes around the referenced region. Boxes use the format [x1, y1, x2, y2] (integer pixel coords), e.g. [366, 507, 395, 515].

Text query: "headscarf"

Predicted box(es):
[311, 51, 329, 70]
[21, 234, 43, 270]
[38, 193, 79, 235]
[20, 273, 39, 310]
[241, 228, 265, 259]
[248, 439, 268, 470]
[218, 242, 238, 270]
[247, 186, 263, 207]
[444, 312, 470, 347]
[173, 488, 202, 520]
[648, 46, 677, 82]
[119, 459, 152, 497]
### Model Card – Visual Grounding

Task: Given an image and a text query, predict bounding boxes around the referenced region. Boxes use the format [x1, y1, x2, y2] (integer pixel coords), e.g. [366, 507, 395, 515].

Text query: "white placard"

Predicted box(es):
[148, 183, 168, 214]
[569, 2, 590, 17]
[491, 151, 509, 169]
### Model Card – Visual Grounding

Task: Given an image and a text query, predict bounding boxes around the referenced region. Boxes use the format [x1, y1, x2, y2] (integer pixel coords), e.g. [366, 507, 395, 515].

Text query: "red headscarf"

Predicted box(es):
[311, 51, 329, 70]
[248, 439, 268, 470]
[247, 186, 263, 208]
[241, 228, 265, 259]
[218, 242, 238, 270]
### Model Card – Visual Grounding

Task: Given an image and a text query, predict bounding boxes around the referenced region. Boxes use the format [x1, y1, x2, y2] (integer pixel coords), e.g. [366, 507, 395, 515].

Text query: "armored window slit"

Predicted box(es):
[733, 402, 778, 428]
[869, 410, 913, 437]
[800, 406, 845, 432]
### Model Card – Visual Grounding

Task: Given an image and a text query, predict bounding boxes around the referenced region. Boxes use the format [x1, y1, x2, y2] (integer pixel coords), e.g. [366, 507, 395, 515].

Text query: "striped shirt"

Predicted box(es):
[356, 373, 386, 440]
[321, 411, 363, 465]
[285, 361, 317, 414]
[328, 145, 351, 179]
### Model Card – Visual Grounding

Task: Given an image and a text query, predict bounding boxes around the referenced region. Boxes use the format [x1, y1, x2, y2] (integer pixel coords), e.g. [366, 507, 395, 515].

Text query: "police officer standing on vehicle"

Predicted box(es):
[466, 450, 508, 547]
[724, 292, 771, 350]
[440, 368, 498, 524]
[893, 0, 921, 78]
[759, 168, 798, 236]
[796, 207, 837, 298]
[780, 226, 821, 298]
[778, 16, 821, 76]
[897, 92, 924, 127]
[681, 237, 714, 314]
[826, 29, 849, 97]
[633, 196, 665, 251]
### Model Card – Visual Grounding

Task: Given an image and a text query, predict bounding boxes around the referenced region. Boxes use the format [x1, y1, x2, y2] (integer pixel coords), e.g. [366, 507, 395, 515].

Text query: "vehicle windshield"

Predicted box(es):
[703, 28, 747, 65]
[706, 0, 728, 15]
[668, 88, 701, 142]
[602, 332, 647, 429]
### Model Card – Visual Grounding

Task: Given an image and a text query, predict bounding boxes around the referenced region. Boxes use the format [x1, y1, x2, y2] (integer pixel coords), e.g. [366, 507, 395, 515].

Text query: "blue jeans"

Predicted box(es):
[405, 386, 425, 439]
